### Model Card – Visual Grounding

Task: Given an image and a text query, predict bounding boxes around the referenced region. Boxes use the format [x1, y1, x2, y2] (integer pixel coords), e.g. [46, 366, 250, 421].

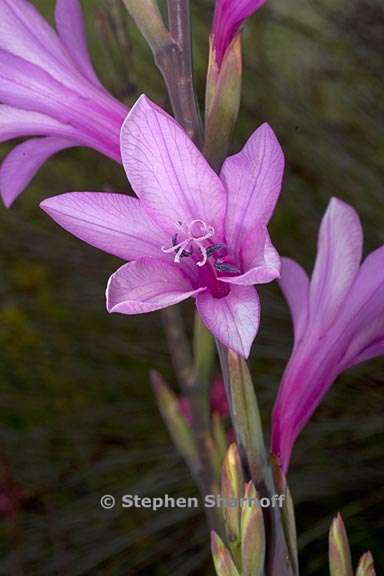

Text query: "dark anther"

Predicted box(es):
[206, 243, 225, 257]
[214, 261, 240, 274]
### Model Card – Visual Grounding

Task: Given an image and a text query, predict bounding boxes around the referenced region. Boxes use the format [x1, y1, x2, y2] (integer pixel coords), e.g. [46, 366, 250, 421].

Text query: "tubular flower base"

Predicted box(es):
[212, 0, 267, 67]
[41, 94, 284, 357]
[272, 198, 384, 472]
[0, 0, 128, 206]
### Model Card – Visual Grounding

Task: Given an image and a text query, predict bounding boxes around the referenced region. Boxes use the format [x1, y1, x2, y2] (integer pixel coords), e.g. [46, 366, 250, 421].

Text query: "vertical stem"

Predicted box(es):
[166, 0, 203, 145]
[158, 1, 221, 533]
[217, 342, 295, 576]
[162, 307, 192, 389]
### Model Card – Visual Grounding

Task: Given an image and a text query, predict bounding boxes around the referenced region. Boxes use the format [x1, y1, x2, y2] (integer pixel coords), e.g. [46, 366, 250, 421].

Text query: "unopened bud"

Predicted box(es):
[211, 531, 241, 576]
[204, 34, 242, 170]
[356, 551, 376, 576]
[329, 513, 353, 576]
[221, 444, 244, 544]
[150, 371, 199, 470]
[122, 0, 169, 52]
[241, 482, 265, 576]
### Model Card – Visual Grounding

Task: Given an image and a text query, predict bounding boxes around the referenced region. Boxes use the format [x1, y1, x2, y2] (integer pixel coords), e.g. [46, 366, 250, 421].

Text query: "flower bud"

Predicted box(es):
[204, 35, 242, 170]
[241, 482, 265, 576]
[211, 531, 241, 576]
[329, 514, 353, 576]
[150, 371, 199, 470]
[221, 444, 244, 545]
[356, 551, 376, 576]
[122, 0, 169, 52]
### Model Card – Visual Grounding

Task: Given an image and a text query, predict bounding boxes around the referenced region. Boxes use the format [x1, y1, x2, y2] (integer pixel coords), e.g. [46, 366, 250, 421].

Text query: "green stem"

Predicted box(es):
[217, 342, 296, 576]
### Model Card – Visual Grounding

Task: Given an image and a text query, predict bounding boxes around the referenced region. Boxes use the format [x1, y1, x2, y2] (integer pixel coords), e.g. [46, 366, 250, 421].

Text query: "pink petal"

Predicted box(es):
[120, 95, 226, 236]
[309, 197, 363, 334]
[337, 246, 384, 367]
[0, 104, 78, 142]
[0, 136, 74, 207]
[0, 51, 123, 162]
[40, 192, 169, 261]
[0, 50, 88, 120]
[279, 257, 310, 347]
[196, 285, 260, 357]
[55, 0, 103, 88]
[0, 0, 77, 85]
[213, 0, 267, 66]
[106, 258, 205, 314]
[221, 123, 284, 258]
[221, 230, 281, 286]
[350, 339, 384, 367]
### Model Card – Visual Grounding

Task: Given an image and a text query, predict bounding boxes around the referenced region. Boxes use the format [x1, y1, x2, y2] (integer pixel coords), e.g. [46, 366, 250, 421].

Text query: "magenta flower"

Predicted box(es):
[41, 95, 284, 357]
[0, 0, 128, 207]
[272, 198, 384, 472]
[212, 0, 267, 66]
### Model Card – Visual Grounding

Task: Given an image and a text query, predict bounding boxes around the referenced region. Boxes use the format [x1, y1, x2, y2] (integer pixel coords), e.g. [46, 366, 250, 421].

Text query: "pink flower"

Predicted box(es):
[0, 0, 128, 207]
[179, 375, 230, 423]
[212, 0, 267, 66]
[41, 95, 284, 357]
[272, 198, 384, 472]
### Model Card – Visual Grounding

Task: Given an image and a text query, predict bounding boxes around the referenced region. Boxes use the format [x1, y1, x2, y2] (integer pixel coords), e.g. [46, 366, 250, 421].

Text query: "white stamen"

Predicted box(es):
[161, 219, 215, 266]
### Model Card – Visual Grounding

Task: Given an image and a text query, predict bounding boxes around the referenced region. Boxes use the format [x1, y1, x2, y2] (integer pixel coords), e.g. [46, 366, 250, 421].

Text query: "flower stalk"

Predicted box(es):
[217, 343, 297, 576]
[122, 0, 202, 145]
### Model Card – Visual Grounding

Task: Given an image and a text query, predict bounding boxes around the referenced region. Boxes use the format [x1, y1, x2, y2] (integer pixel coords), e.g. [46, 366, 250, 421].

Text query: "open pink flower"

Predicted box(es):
[272, 198, 384, 472]
[41, 95, 284, 357]
[212, 0, 267, 66]
[0, 0, 128, 207]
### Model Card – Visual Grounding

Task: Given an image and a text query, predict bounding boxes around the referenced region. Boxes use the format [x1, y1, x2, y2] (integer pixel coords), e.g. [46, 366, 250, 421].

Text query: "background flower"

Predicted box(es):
[272, 198, 384, 472]
[0, 0, 128, 206]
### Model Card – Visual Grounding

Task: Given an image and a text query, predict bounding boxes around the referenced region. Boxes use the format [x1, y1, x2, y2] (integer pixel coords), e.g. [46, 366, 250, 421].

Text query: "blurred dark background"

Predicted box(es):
[0, 0, 383, 574]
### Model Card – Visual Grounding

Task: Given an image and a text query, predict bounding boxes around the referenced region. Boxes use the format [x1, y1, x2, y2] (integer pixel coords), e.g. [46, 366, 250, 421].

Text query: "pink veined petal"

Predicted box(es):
[106, 258, 206, 314]
[272, 343, 341, 473]
[221, 230, 281, 286]
[0, 51, 123, 162]
[212, 0, 267, 66]
[55, 0, 103, 89]
[336, 245, 384, 368]
[0, 0, 84, 88]
[309, 197, 363, 334]
[196, 285, 260, 357]
[0, 105, 79, 143]
[0, 50, 92, 122]
[221, 123, 284, 257]
[120, 95, 226, 237]
[349, 338, 384, 367]
[40, 192, 170, 261]
[0, 0, 68, 64]
[279, 257, 310, 347]
[0, 136, 74, 207]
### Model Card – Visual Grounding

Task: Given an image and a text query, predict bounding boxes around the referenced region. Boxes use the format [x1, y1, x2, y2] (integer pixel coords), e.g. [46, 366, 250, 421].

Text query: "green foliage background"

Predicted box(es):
[0, 0, 383, 574]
